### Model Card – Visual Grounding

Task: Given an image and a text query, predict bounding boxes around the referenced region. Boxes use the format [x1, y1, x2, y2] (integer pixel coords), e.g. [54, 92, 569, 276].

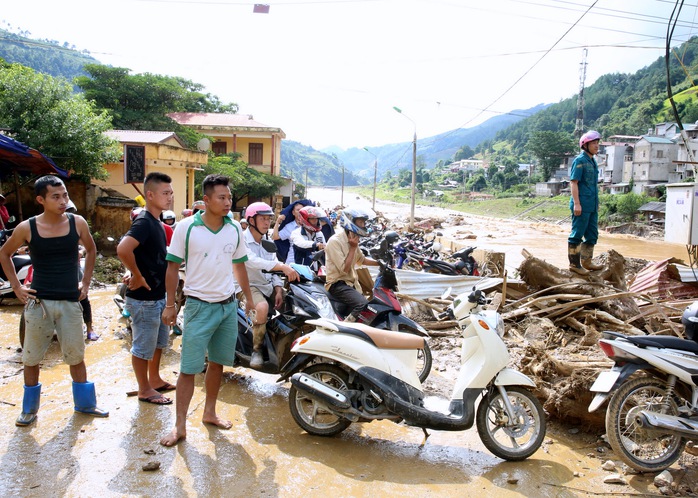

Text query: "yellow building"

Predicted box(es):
[167, 112, 285, 177]
[95, 130, 207, 217]
[168, 112, 292, 211]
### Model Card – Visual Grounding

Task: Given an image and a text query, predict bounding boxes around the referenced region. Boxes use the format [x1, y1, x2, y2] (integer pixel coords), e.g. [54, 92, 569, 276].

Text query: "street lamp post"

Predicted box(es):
[393, 106, 417, 230]
[363, 147, 378, 211]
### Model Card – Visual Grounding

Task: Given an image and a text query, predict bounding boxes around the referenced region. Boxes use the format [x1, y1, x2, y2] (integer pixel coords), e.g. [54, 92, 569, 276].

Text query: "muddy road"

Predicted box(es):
[0, 287, 690, 497]
[0, 191, 694, 496]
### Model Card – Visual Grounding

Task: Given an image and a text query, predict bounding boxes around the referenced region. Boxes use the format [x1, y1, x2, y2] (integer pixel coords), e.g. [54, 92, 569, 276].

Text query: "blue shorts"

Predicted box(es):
[125, 297, 169, 360]
[180, 297, 238, 375]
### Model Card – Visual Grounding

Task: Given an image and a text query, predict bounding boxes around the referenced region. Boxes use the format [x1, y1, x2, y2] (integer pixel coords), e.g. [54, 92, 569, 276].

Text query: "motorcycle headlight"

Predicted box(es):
[496, 313, 505, 338]
[292, 304, 311, 317]
[311, 293, 336, 320]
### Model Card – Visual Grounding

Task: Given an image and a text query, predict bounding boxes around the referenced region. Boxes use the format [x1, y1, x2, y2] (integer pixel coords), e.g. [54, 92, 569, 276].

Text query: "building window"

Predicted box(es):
[249, 143, 263, 165]
[212, 141, 227, 155]
[656, 149, 664, 158]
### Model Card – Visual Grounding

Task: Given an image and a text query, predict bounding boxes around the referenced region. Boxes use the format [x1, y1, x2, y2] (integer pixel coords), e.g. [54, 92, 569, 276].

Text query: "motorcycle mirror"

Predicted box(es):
[441, 286, 452, 300]
[312, 250, 325, 261]
[8, 216, 15, 224]
[436, 231, 443, 236]
[261, 239, 278, 253]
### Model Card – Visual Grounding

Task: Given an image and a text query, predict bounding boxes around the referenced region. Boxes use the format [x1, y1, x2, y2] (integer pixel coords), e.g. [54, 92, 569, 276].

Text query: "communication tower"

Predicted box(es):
[574, 48, 588, 140]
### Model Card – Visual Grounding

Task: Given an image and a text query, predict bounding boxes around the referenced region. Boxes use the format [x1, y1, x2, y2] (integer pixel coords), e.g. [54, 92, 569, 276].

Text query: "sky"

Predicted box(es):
[1, 0, 697, 151]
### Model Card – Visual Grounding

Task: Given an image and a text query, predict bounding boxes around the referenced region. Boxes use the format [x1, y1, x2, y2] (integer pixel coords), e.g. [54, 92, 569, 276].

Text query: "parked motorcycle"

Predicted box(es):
[0, 227, 32, 302]
[279, 287, 546, 461]
[326, 259, 432, 382]
[588, 301, 698, 472]
[234, 264, 338, 374]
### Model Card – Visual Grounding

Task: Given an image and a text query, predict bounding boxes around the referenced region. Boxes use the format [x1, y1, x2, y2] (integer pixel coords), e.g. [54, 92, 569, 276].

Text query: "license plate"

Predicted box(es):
[590, 371, 620, 392]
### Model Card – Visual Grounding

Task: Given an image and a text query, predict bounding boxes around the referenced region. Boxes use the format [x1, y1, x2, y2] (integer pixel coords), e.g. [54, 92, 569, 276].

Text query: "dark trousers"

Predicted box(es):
[329, 281, 368, 319]
[80, 297, 92, 324]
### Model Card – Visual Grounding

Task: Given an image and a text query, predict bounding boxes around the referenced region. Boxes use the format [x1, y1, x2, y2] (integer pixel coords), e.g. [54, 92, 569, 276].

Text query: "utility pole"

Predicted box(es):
[574, 47, 588, 141]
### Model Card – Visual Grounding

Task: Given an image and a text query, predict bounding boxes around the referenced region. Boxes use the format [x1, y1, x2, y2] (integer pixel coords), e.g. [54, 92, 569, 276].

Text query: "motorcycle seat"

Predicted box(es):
[626, 335, 698, 355]
[333, 321, 425, 350]
[12, 254, 31, 270]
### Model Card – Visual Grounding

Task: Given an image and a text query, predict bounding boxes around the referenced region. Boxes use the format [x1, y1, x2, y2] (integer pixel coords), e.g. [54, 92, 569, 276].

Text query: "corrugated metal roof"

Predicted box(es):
[637, 201, 666, 213]
[367, 267, 509, 300]
[641, 136, 675, 144]
[168, 112, 282, 131]
[106, 130, 185, 147]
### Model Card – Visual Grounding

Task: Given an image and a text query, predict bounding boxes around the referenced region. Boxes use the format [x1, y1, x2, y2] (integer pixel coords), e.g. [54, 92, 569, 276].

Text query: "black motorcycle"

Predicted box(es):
[234, 263, 338, 374]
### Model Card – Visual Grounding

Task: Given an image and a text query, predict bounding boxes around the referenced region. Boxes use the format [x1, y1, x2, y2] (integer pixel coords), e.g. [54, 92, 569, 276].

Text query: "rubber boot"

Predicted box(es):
[16, 383, 41, 427]
[568, 243, 589, 276]
[72, 381, 109, 417]
[250, 324, 266, 369]
[580, 243, 604, 271]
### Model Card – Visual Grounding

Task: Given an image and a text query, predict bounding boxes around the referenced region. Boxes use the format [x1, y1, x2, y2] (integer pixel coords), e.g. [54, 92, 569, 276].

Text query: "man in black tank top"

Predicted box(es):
[0, 176, 109, 427]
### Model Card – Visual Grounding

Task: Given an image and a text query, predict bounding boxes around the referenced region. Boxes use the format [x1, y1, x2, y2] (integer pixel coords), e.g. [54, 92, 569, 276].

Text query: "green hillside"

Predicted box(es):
[0, 28, 98, 83]
[489, 36, 698, 159]
[281, 140, 363, 187]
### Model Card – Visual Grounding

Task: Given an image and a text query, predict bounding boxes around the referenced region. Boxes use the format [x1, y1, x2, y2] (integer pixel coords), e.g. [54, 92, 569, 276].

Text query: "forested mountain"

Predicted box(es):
[327, 104, 548, 179]
[490, 36, 698, 157]
[0, 28, 98, 83]
[281, 141, 363, 187]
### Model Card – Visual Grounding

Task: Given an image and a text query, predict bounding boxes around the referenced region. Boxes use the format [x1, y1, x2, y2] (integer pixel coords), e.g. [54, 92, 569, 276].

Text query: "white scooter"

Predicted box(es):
[278, 287, 547, 461]
[588, 301, 698, 472]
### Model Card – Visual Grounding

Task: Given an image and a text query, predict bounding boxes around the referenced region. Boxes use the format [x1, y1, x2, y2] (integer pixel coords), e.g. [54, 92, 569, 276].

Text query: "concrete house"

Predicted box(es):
[603, 135, 638, 186]
[671, 122, 698, 183]
[628, 136, 677, 194]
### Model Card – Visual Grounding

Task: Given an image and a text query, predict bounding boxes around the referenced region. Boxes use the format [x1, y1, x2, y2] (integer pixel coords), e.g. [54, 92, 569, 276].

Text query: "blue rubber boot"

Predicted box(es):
[72, 381, 109, 417]
[16, 383, 41, 426]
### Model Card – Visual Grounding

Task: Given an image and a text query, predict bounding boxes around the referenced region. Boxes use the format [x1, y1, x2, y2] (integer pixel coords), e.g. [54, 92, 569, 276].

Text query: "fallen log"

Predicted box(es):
[421, 320, 458, 330]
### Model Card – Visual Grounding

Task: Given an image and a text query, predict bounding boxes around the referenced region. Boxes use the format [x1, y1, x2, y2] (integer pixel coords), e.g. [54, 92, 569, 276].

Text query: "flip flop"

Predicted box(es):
[155, 382, 176, 393]
[126, 383, 176, 397]
[138, 394, 172, 405]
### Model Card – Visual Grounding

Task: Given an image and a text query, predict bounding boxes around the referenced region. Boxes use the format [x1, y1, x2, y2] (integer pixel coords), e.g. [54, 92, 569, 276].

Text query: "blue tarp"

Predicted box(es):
[0, 133, 68, 178]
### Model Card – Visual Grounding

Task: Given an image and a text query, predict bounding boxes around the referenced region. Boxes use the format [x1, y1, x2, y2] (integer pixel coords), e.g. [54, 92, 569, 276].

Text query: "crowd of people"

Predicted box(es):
[0, 129, 606, 447]
[0, 170, 375, 448]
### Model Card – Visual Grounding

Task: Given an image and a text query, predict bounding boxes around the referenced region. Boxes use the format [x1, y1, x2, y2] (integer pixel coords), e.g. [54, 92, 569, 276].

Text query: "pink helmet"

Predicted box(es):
[246, 202, 274, 221]
[298, 206, 324, 233]
[579, 130, 601, 149]
[130, 207, 144, 221]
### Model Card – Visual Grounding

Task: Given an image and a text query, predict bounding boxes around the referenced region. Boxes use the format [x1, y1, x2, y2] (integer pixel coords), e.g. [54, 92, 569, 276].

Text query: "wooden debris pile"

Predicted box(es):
[403, 248, 698, 428]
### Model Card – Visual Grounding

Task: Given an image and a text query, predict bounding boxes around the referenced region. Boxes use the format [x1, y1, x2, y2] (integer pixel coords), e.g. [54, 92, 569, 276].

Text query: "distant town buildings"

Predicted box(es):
[537, 121, 698, 197]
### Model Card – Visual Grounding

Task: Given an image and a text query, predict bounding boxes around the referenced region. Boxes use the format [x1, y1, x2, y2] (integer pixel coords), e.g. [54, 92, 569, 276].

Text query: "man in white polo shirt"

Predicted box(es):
[160, 174, 254, 447]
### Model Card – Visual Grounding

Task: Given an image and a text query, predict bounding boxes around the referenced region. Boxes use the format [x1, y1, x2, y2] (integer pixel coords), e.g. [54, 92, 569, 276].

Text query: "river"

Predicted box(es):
[308, 186, 690, 272]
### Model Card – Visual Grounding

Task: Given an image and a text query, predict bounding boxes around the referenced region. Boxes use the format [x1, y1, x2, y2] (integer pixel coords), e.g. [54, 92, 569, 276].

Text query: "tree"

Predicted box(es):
[75, 64, 238, 147]
[0, 61, 120, 180]
[454, 144, 475, 161]
[526, 131, 576, 182]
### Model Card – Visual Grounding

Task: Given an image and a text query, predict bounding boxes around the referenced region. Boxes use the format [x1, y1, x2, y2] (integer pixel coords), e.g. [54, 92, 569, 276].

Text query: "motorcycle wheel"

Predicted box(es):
[415, 344, 432, 383]
[476, 386, 546, 461]
[605, 376, 685, 473]
[289, 363, 352, 437]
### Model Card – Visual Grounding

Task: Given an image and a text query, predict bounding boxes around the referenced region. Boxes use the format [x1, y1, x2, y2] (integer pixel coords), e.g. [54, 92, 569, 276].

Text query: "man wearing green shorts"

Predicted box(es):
[160, 174, 254, 447]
